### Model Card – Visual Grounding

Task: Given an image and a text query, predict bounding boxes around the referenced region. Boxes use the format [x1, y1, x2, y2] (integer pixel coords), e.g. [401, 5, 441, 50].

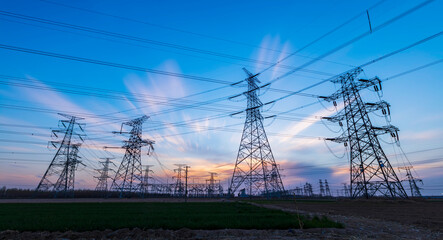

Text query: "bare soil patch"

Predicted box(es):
[255, 199, 443, 232]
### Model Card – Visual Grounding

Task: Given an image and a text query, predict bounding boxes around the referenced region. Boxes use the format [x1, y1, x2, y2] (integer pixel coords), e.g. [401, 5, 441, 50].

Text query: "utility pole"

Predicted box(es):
[94, 157, 115, 192]
[36, 114, 85, 198]
[399, 166, 423, 197]
[321, 68, 407, 198]
[229, 68, 285, 197]
[109, 115, 154, 197]
[185, 165, 190, 201]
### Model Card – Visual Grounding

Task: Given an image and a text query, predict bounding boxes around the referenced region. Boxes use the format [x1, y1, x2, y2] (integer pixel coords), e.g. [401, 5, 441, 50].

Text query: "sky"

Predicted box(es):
[0, 0, 442, 196]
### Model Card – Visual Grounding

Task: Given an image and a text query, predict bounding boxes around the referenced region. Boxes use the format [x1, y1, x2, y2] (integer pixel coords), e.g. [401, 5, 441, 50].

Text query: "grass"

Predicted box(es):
[0, 202, 342, 231]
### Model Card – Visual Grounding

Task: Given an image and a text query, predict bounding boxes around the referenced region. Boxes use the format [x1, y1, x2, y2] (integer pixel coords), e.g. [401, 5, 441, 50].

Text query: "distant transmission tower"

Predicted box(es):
[399, 166, 422, 197]
[206, 172, 222, 196]
[342, 183, 350, 197]
[303, 182, 313, 197]
[109, 116, 154, 197]
[322, 68, 407, 198]
[229, 68, 285, 196]
[142, 165, 154, 195]
[94, 158, 115, 192]
[36, 114, 85, 197]
[324, 179, 332, 197]
[173, 164, 189, 197]
[319, 179, 325, 196]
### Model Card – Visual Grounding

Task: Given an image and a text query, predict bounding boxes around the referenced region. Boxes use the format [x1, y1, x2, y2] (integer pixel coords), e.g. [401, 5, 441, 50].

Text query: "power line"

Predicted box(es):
[265, 0, 436, 85]
[1, 57, 438, 141]
[0, 43, 233, 85]
[0, 16, 337, 81]
[0, 10, 335, 77]
[257, 0, 387, 75]
[262, 30, 443, 107]
[0, 74, 321, 121]
[37, 0, 311, 55]
[383, 59, 443, 82]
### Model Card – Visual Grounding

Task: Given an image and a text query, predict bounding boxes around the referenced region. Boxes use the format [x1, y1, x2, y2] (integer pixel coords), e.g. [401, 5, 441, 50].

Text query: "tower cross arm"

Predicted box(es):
[371, 125, 399, 136]
[365, 101, 390, 114]
[325, 135, 348, 144]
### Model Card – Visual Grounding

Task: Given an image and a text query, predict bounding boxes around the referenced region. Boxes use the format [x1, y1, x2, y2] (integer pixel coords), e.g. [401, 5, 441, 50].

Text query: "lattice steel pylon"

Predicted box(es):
[319, 179, 325, 196]
[109, 115, 154, 197]
[173, 164, 188, 196]
[206, 172, 222, 196]
[141, 165, 154, 195]
[399, 166, 422, 197]
[228, 68, 285, 197]
[321, 68, 407, 198]
[36, 114, 85, 197]
[95, 158, 115, 192]
[324, 179, 332, 197]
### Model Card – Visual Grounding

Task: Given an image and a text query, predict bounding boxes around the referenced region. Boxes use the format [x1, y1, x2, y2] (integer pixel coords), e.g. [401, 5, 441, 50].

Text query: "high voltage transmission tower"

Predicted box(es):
[324, 179, 331, 197]
[173, 164, 190, 197]
[94, 157, 116, 192]
[399, 166, 422, 197]
[36, 114, 85, 197]
[319, 179, 325, 196]
[303, 182, 313, 197]
[142, 165, 154, 196]
[321, 67, 407, 198]
[229, 68, 285, 197]
[109, 115, 154, 197]
[206, 172, 222, 197]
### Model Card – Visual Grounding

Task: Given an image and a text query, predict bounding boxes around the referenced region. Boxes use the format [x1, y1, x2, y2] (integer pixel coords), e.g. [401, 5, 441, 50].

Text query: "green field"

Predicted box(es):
[0, 202, 342, 231]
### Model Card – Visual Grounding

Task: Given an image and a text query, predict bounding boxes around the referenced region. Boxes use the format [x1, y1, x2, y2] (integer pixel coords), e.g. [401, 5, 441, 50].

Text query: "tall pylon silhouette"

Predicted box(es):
[94, 157, 116, 192]
[229, 68, 285, 196]
[399, 166, 422, 197]
[109, 115, 154, 197]
[322, 68, 407, 198]
[36, 114, 85, 197]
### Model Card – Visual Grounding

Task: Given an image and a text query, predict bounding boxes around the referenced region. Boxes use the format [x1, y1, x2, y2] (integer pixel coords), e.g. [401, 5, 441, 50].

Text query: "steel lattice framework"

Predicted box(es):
[110, 115, 154, 197]
[36, 114, 84, 197]
[322, 68, 407, 198]
[95, 158, 115, 192]
[229, 68, 285, 196]
[399, 166, 422, 197]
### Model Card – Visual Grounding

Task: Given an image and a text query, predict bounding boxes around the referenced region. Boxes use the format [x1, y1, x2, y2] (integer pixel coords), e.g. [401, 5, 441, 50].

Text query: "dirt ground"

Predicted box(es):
[0, 198, 442, 239]
[257, 199, 443, 232]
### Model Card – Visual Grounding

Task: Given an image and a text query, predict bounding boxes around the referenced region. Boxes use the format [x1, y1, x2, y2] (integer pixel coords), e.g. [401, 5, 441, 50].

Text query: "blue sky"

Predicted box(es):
[0, 0, 442, 196]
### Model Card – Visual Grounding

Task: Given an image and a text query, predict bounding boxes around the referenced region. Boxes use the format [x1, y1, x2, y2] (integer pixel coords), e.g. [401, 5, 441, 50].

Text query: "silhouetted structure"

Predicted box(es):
[141, 165, 154, 195]
[173, 164, 190, 197]
[322, 68, 407, 198]
[229, 68, 285, 197]
[399, 166, 422, 197]
[109, 115, 154, 197]
[324, 179, 332, 196]
[206, 172, 223, 196]
[303, 182, 313, 196]
[95, 158, 115, 192]
[319, 179, 325, 196]
[36, 114, 84, 197]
